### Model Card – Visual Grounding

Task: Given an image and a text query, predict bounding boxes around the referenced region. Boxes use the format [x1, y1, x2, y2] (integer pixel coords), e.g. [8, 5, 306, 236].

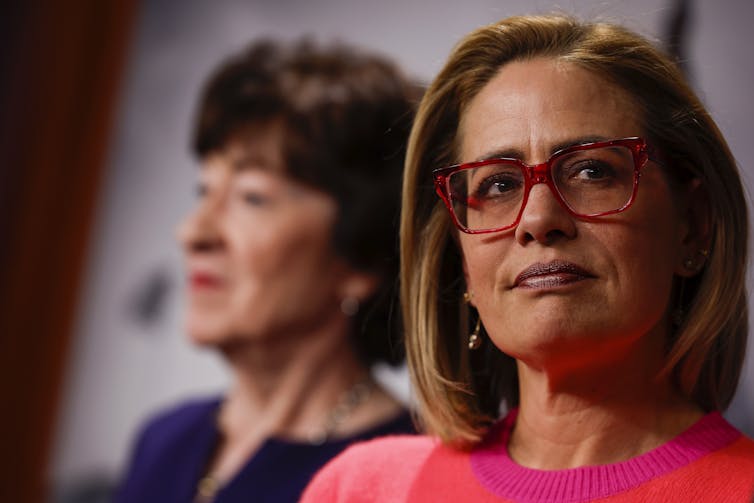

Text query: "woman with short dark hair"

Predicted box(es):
[116, 39, 417, 503]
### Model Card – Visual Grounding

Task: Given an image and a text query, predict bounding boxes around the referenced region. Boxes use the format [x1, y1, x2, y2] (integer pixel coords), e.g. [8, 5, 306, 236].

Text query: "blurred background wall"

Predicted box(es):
[0, 3, 137, 502]
[46, 0, 754, 499]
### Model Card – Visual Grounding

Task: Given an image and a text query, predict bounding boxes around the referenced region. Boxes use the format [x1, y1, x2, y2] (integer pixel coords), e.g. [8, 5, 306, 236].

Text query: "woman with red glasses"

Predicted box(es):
[303, 14, 754, 502]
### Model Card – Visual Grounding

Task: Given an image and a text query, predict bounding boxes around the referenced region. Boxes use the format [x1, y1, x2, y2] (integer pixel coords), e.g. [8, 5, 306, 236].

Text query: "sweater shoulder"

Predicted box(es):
[332, 434, 436, 463]
[301, 434, 437, 503]
[733, 431, 754, 452]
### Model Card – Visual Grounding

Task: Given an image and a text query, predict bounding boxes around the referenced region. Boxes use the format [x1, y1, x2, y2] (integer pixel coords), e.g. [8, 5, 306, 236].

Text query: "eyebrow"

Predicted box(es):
[477, 135, 610, 162]
[230, 154, 280, 172]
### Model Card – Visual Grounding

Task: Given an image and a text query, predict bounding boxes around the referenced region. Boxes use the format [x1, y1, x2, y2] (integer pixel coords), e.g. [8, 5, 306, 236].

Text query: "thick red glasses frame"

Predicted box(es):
[432, 137, 652, 234]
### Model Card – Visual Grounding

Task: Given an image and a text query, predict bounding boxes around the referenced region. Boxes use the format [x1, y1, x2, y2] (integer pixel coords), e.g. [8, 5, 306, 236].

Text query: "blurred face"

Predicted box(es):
[178, 123, 354, 348]
[457, 58, 693, 371]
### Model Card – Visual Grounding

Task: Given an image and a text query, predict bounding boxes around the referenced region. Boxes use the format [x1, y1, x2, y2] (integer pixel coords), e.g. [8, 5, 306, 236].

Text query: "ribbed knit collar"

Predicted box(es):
[470, 409, 740, 503]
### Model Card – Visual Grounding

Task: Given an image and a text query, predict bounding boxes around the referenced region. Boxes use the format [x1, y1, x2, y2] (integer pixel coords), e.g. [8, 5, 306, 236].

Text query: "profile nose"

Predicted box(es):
[176, 196, 224, 253]
[514, 182, 576, 245]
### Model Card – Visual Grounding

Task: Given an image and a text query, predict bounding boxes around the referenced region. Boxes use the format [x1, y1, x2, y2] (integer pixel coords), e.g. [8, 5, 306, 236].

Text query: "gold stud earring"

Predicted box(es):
[463, 291, 473, 304]
[468, 317, 482, 350]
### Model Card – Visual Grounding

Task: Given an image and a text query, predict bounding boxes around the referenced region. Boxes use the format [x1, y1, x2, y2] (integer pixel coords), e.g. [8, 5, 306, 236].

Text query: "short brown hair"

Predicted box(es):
[401, 14, 748, 446]
[194, 39, 419, 366]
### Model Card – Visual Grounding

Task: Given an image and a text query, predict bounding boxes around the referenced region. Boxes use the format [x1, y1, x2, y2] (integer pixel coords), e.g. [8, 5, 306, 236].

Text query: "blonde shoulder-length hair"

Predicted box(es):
[400, 14, 749, 447]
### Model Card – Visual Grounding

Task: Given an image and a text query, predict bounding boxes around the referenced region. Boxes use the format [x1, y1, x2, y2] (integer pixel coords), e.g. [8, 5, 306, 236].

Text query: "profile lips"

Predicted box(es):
[189, 271, 224, 288]
[514, 260, 593, 287]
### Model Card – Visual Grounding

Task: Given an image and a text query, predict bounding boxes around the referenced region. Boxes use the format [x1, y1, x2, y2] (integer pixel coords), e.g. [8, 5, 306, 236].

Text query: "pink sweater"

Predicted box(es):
[301, 411, 754, 502]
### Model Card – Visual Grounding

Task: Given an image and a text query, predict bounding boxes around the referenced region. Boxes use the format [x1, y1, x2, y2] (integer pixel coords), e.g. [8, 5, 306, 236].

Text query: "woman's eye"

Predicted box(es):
[569, 160, 615, 181]
[476, 175, 521, 198]
[241, 191, 271, 206]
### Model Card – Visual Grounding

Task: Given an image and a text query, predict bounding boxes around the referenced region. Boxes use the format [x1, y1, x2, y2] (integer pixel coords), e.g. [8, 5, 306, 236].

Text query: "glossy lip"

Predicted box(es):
[514, 260, 595, 289]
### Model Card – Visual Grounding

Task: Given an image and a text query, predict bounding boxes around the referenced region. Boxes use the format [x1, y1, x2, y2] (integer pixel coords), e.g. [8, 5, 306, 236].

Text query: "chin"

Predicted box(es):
[186, 332, 227, 349]
[185, 317, 234, 348]
[491, 322, 611, 359]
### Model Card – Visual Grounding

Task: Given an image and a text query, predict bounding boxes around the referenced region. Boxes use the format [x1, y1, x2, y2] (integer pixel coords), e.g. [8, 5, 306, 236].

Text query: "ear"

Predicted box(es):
[338, 269, 381, 303]
[674, 178, 713, 277]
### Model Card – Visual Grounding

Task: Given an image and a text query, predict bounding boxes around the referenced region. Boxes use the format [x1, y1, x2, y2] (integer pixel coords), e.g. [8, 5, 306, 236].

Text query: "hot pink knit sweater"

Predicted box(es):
[301, 411, 754, 502]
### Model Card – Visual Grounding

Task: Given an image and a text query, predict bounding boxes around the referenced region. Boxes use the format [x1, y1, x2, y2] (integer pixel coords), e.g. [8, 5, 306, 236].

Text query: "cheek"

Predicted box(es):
[216, 224, 335, 336]
[589, 218, 679, 332]
[461, 235, 513, 296]
[233, 228, 285, 287]
[232, 217, 337, 301]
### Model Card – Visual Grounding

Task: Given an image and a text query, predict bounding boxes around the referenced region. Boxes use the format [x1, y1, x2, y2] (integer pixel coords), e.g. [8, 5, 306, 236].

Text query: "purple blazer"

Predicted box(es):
[115, 396, 415, 503]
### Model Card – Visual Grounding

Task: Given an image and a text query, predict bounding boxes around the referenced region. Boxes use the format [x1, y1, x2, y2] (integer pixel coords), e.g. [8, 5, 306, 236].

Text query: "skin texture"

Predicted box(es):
[458, 58, 705, 468]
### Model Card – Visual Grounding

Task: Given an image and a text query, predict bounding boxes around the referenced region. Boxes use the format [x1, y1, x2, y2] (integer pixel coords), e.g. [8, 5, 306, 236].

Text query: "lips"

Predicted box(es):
[514, 260, 594, 289]
[189, 271, 224, 289]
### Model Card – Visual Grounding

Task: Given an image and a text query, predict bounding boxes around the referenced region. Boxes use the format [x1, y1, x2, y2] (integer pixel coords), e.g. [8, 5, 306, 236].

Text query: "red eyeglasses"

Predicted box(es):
[432, 137, 653, 234]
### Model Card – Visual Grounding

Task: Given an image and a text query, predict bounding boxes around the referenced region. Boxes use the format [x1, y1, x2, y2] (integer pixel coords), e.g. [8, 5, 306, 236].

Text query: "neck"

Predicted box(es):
[202, 312, 402, 487]
[509, 329, 703, 469]
[219, 314, 368, 442]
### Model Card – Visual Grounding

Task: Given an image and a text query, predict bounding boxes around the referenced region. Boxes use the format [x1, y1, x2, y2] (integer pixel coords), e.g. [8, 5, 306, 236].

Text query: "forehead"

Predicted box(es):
[458, 58, 642, 162]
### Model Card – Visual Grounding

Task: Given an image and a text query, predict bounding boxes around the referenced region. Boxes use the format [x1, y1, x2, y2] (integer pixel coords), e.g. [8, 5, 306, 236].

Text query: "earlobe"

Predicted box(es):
[677, 248, 710, 277]
[675, 179, 712, 277]
[339, 271, 380, 306]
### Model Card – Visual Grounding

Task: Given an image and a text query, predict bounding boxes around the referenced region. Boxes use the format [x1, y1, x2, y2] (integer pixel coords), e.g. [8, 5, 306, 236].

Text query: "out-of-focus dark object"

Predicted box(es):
[128, 266, 174, 328]
[0, 2, 139, 502]
[664, 0, 694, 78]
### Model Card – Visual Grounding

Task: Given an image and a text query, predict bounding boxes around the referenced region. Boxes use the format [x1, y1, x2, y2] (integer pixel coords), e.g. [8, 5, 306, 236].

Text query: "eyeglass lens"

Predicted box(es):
[448, 144, 636, 232]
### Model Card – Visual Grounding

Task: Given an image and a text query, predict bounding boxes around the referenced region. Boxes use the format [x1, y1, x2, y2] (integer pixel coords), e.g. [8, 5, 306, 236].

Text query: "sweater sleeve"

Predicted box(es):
[300, 434, 436, 503]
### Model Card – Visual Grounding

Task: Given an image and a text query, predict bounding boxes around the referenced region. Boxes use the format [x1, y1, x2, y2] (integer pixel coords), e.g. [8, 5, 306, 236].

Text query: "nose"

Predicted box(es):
[176, 194, 224, 253]
[514, 181, 577, 246]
